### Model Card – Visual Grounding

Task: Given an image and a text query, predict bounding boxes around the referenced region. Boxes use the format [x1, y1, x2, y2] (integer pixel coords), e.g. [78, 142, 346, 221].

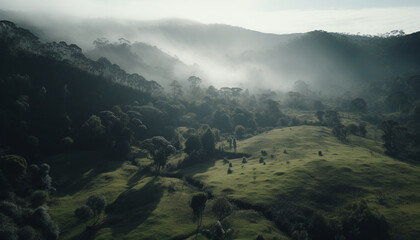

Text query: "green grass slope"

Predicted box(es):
[45, 125, 420, 239]
[179, 125, 420, 239]
[46, 151, 288, 240]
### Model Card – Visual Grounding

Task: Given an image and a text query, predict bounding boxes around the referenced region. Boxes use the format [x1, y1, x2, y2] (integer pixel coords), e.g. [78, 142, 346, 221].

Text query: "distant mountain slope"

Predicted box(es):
[85, 39, 201, 87]
[0, 20, 161, 93]
[1, 11, 420, 93]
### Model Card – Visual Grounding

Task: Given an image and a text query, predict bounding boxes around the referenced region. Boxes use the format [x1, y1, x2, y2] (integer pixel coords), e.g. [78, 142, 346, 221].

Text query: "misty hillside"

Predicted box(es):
[3, 10, 420, 92]
[85, 39, 201, 87]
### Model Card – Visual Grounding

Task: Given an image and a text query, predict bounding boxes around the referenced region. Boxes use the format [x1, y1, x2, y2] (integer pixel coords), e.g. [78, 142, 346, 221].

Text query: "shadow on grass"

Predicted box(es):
[127, 166, 153, 187]
[103, 178, 164, 237]
[46, 151, 125, 197]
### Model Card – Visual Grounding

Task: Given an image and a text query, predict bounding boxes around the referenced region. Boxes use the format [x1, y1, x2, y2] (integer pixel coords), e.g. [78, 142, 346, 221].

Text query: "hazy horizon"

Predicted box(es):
[1, 0, 420, 92]
[1, 0, 420, 35]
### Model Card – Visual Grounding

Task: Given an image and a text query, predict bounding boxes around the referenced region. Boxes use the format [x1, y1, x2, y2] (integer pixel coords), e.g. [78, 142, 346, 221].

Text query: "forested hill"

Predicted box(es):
[3, 12, 420, 92]
[0, 20, 161, 159]
[0, 20, 161, 93]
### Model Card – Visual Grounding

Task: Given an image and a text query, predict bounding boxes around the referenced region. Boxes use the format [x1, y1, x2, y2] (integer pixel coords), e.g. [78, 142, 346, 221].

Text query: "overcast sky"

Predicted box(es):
[1, 0, 420, 34]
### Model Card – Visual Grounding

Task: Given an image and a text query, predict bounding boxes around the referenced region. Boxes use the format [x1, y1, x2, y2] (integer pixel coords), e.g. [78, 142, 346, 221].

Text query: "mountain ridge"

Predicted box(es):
[0, 20, 162, 93]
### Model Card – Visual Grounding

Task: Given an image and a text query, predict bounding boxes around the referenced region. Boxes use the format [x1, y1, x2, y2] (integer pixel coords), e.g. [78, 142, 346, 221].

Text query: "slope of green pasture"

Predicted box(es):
[180, 125, 420, 239]
[46, 151, 289, 240]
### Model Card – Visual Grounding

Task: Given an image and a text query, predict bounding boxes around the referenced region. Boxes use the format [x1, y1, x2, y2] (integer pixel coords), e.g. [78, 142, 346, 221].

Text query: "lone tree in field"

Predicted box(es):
[140, 136, 176, 174]
[190, 193, 208, 239]
[86, 194, 106, 224]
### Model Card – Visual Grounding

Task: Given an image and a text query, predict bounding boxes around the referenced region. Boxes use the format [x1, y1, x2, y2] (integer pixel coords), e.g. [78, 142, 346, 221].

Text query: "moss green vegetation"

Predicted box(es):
[180, 125, 420, 239]
[46, 151, 289, 239]
[45, 125, 420, 239]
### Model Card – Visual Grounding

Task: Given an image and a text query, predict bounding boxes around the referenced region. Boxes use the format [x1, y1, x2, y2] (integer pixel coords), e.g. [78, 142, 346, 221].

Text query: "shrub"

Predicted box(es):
[86, 195, 106, 221]
[0, 201, 21, 219]
[28, 164, 54, 191]
[227, 168, 233, 174]
[31, 207, 59, 240]
[30, 191, 49, 207]
[339, 201, 390, 240]
[0, 155, 27, 180]
[74, 205, 92, 222]
[17, 226, 37, 240]
[0, 213, 18, 240]
[211, 198, 233, 221]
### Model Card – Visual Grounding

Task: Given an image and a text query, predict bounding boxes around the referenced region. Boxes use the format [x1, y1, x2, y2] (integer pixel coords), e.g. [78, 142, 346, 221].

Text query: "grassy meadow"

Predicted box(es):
[45, 124, 420, 240]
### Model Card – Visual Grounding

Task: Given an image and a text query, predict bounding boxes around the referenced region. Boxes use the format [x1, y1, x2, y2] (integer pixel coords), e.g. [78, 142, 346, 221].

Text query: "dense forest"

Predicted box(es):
[1, 20, 420, 240]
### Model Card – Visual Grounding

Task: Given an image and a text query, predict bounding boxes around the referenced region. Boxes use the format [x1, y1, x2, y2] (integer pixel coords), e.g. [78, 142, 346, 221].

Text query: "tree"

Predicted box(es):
[74, 205, 92, 223]
[169, 80, 183, 99]
[206, 85, 219, 99]
[201, 128, 215, 156]
[211, 198, 233, 221]
[0, 155, 27, 181]
[324, 110, 340, 127]
[80, 115, 105, 148]
[86, 195, 106, 224]
[188, 76, 202, 89]
[231, 87, 243, 97]
[315, 110, 325, 123]
[190, 193, 207, 240]
[380, 120, 408, 156]
[213, 110, 232, 132]
[233, 138, 237, 152]
[332, 124, 348, 142]
[234, 125, 246, 139]
[185, 135, 202, 154]
[140, 136, 176, 173]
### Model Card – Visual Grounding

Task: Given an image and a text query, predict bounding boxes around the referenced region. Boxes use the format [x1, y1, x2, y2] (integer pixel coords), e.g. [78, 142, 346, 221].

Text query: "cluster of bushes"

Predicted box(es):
[180, 126, 217, 167]
[190, 193, 234, 240]
[0, 155, 58, 240]
[74, 194, 107, 226]
[0, 204, 59, 240]
[266, 200, 390, 240]
[381, 120, 420, 160]
[315, 110, 368, 142]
